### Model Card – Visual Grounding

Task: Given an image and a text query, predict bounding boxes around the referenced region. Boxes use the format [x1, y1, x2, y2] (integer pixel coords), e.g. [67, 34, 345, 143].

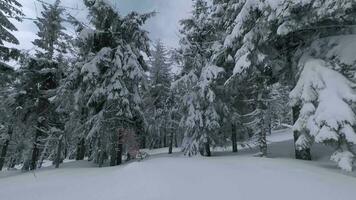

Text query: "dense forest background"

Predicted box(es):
[1, 0, 356, 172]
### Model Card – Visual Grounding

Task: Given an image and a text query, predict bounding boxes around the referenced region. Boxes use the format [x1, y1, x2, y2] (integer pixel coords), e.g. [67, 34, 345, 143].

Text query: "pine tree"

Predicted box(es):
[214, 0, 356, 160]
[0, 0, 23, 67]
[144, 40, 172, 149]
[73, 0, 153, 166]
[291, 58, 356, 171]
[174, 0, 225, 156]
[32, 0, 70, 60]
[10, 0, 72, 170]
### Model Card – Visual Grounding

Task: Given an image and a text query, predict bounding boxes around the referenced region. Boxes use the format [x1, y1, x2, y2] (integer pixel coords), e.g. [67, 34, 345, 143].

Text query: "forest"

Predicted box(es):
[1, 0, 356, 199]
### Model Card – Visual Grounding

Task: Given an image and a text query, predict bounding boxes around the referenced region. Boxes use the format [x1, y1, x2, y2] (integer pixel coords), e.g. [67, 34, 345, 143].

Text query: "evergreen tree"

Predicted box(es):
[213, 0, 356, 160]
[291, 58, 356, 171]
[32, 0, 70, 60]
[73, 0, 153, 166]
[0, 0, 23, 67]
[144, 40, 172, 149]
[174, 0, 225, 156]
[9, 0, 72, 170]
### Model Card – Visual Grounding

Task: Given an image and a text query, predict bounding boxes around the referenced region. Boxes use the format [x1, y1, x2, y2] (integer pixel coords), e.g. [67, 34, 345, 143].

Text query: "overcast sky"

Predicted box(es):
[11, 0, 193, 51]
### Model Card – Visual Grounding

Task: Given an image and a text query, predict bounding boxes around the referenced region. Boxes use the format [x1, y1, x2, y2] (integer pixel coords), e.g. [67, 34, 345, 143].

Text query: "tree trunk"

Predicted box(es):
[168, 131, 173, 154]
[140, 135, 146, 149]
[0, 126, 13, 170]
[55, 135, 63, 168]
[163, 131, 167, 147]
[30, 130, 40, 170]
[117, 143, 122, 165]
[76, 138, 85, 160]
[231, 124, 238, 153]
[98, 150, 104, 168]
[293, 106, 312, 160]
[205, 138, 211, 157]
[259, 128, 267, 157]
[110, 132, 118, 166]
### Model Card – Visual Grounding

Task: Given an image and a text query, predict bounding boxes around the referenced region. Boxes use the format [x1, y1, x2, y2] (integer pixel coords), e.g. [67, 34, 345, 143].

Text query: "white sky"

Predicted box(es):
[11, 0, 193, 51]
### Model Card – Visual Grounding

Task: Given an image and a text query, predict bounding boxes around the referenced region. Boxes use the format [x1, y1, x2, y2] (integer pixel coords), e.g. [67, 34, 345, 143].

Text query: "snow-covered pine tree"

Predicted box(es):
[32, 0, 70, 60]
[214, 0, 356, 160]
[14, 56, 63, 170]
[291, 58, 356, 171]
[144, 40, 172, 149]
[0, 0, 23, 67]
[0, 63, 16, 170]
[173, 0, 225, 156]
[74, 0, 153, 166]
[10, 0, 73, 170]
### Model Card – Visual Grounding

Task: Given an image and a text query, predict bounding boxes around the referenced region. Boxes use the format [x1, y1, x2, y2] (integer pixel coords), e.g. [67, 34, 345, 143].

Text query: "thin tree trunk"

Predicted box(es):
[163, 130, 167, 147]
[0, 126, 13, 170]
[205, 138, 211, 157]
[76, 138, 85, 160]
[117, 143, 122, 165]
[168, 131, 173, 154]
[231, 124, 238, 153]
[259, 128, 267, 157]
[293, 106, 311, 160]
[30, 130, 40, 171]
[55, 135, 63, 168]
[38, 135, 52, 169]
[110, 132, 118, 166]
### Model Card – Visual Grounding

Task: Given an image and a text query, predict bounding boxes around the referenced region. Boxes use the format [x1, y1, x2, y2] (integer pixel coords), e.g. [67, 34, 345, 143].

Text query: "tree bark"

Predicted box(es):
[231, 124, 238, 153]
[293, 106, 312, 160]
[110, 132, 118, 166]
[168, 131, 173, 154]
[205, 138, 211, 157]
[76, 138, 85, 160]
[55, 135, 63, 168]
[259, 128, 267, 157]
[117, 143, 122, 165]
[30, 130, 40, 170]
[0, 126, 13, 170]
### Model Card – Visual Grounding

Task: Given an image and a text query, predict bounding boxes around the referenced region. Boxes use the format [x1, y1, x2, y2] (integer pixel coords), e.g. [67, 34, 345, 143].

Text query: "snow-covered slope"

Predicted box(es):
[0, 130, 355, 200]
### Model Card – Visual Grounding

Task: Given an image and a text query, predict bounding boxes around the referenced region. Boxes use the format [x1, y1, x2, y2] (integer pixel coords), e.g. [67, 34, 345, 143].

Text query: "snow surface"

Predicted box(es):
[1, 129, 356, 200]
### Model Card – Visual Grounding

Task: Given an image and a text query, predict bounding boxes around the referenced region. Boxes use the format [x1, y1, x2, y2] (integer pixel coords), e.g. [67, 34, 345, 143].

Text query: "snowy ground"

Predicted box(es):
[1, 129, 356, 200]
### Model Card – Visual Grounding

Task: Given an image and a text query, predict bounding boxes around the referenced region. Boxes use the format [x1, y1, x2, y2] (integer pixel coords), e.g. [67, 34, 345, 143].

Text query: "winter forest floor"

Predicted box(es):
[1, 129, 356, 200]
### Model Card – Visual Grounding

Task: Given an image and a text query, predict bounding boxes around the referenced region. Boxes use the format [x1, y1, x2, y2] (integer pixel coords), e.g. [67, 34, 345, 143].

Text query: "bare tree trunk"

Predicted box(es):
[259, 128, 267, 157]
[293, 106, 311, 160]
[117, 143, 122, 165]
[30, 130, 40, 170]
[231, 124, 238, 153]
[117, 129, 123, 165]
[163, 130, 167, 147]
[168, 131, 173, 154]
[110, 132, 118, 166]
[76, 138, 85, 160]
[38, 135, 52, 169]
[205, 139, 211, 157]
[0, 126, 12, 170]
[55, 135, 63, 168]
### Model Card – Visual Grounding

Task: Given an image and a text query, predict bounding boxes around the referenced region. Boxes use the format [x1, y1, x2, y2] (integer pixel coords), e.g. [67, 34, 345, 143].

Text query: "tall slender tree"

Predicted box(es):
[144, 40, 172, 149]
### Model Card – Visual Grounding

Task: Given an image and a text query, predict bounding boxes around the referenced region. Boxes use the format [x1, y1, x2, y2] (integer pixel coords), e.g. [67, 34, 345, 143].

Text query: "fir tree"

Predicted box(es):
[174, 0, 225, 156]
[32, 0, 70, 60]
[144, 40, 172, 149]
[74, 0, 153, 166]
[0, 0, 23, 67]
